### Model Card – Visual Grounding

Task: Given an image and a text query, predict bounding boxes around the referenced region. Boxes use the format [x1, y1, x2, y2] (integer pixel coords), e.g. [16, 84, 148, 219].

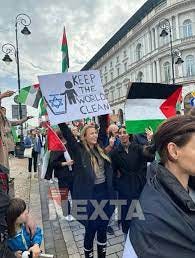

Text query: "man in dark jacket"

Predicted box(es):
[111, 127, 154, 235]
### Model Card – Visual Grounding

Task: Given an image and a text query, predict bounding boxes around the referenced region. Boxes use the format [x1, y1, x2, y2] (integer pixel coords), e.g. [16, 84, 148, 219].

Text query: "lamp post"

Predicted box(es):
[2, 13, 31, 147]
[159, 19, 184, 84]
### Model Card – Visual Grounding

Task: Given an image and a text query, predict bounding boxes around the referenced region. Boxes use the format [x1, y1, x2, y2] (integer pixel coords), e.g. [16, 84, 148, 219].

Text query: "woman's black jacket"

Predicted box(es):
[58, 123, 115, 201]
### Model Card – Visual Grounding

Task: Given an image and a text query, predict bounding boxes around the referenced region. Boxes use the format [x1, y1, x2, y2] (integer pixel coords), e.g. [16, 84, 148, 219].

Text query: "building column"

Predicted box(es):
[150, 63, 153, 83]
[156, 59, 161, 82]
[150, 29, 154, 51]
[155, 27, 159, 49]
[175, 14, 180, 39]
[152, 61, 156, 82]
[149, 31, 153, 52]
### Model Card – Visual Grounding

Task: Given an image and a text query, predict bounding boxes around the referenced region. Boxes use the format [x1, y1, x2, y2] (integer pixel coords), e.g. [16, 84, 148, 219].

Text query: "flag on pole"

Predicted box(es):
[61, 26, 69, 72]
[125, 82, 182, 134]
[47, 124, 65, 151]
[47, 124, 72, 170]
[17, 84, 41, 108]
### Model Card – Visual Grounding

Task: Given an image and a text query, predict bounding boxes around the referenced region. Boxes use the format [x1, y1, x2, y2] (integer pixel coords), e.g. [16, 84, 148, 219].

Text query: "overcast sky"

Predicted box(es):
[0, 0, 147, 121]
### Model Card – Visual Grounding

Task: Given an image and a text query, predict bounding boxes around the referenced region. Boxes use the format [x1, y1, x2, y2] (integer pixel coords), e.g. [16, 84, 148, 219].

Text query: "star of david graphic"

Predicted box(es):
[49, 95, 63, 109]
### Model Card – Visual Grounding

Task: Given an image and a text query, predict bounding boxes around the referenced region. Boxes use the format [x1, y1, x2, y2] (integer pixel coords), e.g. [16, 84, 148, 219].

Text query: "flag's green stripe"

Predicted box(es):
[125, 119, 164, 134]
[17, 86, 31, 104]
[61, 44, 68, 52]
[62, 59, 68, 72]
[39, 98, 47, 115]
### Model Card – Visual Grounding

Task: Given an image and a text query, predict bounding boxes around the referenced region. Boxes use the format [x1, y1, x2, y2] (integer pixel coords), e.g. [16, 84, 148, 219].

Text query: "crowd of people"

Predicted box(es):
[1, 89, 195, 258]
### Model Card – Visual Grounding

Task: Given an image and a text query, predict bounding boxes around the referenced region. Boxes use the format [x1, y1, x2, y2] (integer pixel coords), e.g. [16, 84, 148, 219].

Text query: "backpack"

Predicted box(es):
[0, 164, 10, 244]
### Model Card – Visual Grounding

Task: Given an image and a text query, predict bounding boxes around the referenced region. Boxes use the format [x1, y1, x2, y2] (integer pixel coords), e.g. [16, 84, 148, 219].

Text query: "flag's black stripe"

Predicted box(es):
[33, 89, 42, 108]
[127, 82, 182, 99]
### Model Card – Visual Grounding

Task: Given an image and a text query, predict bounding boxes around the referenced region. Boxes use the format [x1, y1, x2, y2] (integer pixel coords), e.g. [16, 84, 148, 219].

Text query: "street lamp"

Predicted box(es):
[172, 49, 184, 65]
[159, 19, 184, 84]
[2, 13, 31, 157]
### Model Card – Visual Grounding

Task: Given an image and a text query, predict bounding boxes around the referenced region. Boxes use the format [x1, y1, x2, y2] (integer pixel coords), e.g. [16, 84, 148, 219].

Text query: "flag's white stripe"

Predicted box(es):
[25, 87, 37, 106]
[125, 99, 166, 120]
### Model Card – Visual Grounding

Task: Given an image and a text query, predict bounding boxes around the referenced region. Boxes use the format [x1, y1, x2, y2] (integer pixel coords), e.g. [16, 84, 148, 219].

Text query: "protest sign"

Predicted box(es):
[38, 70, 111, 125]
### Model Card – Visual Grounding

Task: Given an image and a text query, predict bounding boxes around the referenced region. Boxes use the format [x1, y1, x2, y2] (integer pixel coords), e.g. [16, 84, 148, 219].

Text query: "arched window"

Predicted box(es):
[163, 62, 171, 83]
[136, 71, 143, 82]
[185, 55, 195, 77]
[183, 19, 192, 38]
[136, 43, 142, 61]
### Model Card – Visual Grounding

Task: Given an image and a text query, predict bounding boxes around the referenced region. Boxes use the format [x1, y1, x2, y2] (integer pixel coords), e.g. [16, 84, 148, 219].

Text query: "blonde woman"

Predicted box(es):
[59, 122, 115, 258]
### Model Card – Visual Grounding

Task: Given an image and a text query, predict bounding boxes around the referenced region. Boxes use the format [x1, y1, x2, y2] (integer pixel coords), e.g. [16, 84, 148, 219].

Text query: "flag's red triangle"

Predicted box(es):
[160, 87, 182, 118]
[47, 125, 65, 151]
[33, 84, 40, 89]
[62, 26, 67, 46]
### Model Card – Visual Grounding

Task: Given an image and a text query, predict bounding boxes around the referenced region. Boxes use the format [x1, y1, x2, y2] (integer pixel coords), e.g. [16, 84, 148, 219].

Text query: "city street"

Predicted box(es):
[10, 157, 125, 258]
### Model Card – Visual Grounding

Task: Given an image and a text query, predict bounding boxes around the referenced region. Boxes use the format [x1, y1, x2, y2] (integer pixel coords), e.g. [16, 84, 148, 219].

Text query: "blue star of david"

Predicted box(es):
[49, 95, 63, 109]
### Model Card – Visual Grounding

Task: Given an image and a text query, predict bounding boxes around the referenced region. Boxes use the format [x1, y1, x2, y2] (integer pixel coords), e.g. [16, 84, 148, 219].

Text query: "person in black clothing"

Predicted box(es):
[59, 123, 115, 258]
[123, 115, 195, 258]
[188, 107, 195, 190]
[111, 126, 154, 236]
[50, 130, 74, 220]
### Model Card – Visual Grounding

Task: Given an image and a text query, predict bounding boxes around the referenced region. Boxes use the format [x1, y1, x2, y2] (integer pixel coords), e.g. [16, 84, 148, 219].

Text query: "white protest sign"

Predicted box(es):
[38, 70, 111, 125]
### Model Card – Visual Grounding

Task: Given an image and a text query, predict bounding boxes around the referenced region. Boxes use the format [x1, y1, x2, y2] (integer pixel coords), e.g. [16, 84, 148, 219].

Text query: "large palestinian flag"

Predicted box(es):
[125, 82, 182, 134]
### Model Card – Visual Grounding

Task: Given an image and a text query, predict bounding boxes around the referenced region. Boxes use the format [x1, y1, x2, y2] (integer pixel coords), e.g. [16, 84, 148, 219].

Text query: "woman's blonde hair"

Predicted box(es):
[80, 125, 110, 170]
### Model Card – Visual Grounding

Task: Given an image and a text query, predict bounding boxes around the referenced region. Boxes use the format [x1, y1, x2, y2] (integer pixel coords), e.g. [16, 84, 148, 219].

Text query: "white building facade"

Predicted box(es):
[82, 0, 195, 122]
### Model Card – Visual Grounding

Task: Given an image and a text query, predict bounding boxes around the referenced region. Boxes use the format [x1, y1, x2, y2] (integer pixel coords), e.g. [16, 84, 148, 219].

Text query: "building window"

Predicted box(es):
[117, 67, 120, 76]
[163, 62, 171, 83]
[123, 50, 127, 58]
[136, 71, 143, 82]
[185, 55, 195, 77]
[105, 66, 107, 72]
[136, 43, 142, 61]
[183, 19, 192, 38]
[116, 56, 119, 63]
[110, 61, 113, 68]
[110, 72, 113, 80]
[105, 76, 108, 84]
[124, 62, 127, 72]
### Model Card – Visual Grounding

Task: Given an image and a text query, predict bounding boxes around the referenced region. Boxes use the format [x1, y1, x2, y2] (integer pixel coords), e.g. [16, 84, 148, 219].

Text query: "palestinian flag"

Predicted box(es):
[47, 124, 65, 151]
[17, 84, 41, 108]
[125, 82, 182, 134]
[61, 26, 69, 72]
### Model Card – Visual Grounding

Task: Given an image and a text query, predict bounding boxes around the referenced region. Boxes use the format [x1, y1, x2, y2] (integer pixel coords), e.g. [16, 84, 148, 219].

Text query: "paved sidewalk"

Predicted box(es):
[9, 157, 45, 251]
[10, 157, 125, 257]
[42, 180, 125, 258]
